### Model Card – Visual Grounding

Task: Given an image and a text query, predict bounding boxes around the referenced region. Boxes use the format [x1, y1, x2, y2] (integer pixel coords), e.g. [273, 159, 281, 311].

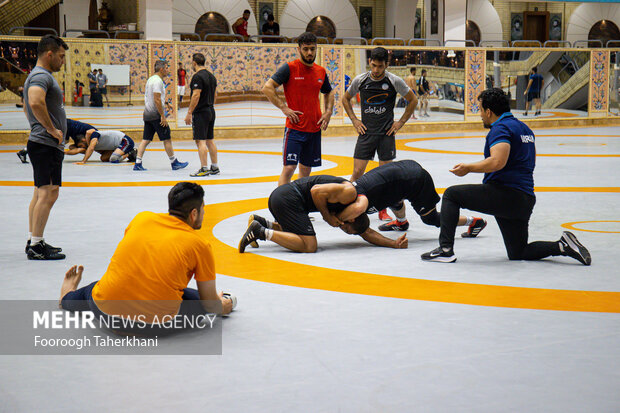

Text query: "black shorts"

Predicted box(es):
[143, 118, 171, 141]
[527, 90, 540, 102]
[354, 134, 396, 161]
[99, 87, 107, 95]
[27, 140, 64, 187]
[407, 169, 440, 215]
[268, 184, 315, 236]
[192, 108, 215, 140]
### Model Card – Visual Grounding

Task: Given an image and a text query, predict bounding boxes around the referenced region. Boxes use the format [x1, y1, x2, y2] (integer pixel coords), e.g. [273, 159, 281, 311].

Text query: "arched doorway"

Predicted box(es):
[588, 20, 620, 47]
[195, 12, 230, 38]
[466, 20, 481, 46]
[306, 16, 336, 39]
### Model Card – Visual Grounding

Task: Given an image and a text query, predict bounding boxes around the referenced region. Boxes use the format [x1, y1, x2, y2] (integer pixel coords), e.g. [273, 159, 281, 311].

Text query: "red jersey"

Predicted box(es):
[234, 19, 249, 37]
[177, 69, 186, 86]
[271, 59, 332, 132]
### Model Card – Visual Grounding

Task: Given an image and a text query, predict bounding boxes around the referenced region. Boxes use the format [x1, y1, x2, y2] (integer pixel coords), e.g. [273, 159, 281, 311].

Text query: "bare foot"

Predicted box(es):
[59, 265, 84, 308]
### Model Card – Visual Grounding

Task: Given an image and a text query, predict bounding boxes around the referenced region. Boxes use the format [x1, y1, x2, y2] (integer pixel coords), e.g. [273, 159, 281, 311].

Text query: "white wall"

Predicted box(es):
[280, 0, 359, 38]
[172, 0, 256, 36]
[139, 0, 172, 40]
[59, 0, 93, 37]
[566, 3, 620, 45]
[444, 0, 466, 44]
[385, 0, 415, 40]
[466, 0, 502, 45]
[424, 0, 443, 43]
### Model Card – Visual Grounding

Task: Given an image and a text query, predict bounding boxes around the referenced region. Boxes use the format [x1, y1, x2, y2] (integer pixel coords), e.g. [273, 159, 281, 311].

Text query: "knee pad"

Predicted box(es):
[110, 153, 122, 163]
[420, 209, 440, 227]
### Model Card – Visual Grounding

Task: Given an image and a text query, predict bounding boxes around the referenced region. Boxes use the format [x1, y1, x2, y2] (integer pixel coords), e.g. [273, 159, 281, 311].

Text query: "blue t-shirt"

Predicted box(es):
[529, 73, 543, 92]
[483, 113, 536, 196]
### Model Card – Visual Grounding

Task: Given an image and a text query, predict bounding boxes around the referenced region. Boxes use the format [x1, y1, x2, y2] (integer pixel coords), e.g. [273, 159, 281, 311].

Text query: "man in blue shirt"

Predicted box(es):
[421, 88, 591, 265]
[524, 66, 544, 116]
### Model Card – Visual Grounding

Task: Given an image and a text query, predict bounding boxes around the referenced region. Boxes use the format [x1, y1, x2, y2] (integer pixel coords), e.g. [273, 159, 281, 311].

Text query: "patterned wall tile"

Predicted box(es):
[321, 46, 344, 117]
[465, 50, 486, 118]
[108, 42, 148, 100]
[589, 50, 609, 114]
[150, 43, 177, 121]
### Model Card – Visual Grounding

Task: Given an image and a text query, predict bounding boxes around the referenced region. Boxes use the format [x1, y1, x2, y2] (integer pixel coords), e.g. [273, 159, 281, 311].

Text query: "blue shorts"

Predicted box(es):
[282, 128, 322, 167]
[118, 136, 134, 153]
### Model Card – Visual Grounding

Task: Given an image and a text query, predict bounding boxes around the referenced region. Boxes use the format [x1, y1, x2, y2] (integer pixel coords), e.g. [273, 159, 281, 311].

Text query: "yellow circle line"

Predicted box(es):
[396, 135, 620, 157]
[201, 198, 620, 313]
[561, 220, 620, 234]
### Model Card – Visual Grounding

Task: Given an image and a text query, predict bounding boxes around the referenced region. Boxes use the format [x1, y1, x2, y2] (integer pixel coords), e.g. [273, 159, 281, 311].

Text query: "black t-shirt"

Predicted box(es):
[190, 69, 217, 113]
[353, 160, 425, 211]
[262, 22, 280, 36]
[293, 175, 349, 212]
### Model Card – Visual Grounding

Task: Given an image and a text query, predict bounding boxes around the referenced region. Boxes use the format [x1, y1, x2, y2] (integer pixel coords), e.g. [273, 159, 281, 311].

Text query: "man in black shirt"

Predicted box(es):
[185, 53, 219, 177]
[238, 175, 409, 253]
[261, 14, 280, 42]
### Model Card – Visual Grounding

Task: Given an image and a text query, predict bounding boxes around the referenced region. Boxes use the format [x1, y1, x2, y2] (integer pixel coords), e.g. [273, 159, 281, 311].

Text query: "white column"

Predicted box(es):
[385, 0, 416, 40]
[424, 0, 444, 43]
[443, 0, 466, 45]
[139, 0, 172, 40]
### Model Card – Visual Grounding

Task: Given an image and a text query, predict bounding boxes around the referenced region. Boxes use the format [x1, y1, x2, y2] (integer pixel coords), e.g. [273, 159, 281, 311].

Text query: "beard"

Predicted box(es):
[301, 54, 315, 64]
[483, 121, 491, 129]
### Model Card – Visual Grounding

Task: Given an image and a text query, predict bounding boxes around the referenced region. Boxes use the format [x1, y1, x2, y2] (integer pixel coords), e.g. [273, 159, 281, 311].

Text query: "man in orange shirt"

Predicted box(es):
[262, 32, 335, 186]
[59, 182, 234, 334]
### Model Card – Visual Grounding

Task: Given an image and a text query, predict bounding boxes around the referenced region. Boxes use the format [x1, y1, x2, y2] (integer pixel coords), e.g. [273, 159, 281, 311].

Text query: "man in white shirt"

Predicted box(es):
[134, 60, 188, 171]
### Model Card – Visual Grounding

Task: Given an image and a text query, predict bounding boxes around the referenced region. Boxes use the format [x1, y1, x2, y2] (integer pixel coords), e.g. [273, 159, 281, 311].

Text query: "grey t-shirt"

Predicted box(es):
[24, 66, 67, 151]
[346, 71, 410, 136]
[93, 130, 125, 151]
[143, 75, 165, 121]
[97, 73, 107, 88]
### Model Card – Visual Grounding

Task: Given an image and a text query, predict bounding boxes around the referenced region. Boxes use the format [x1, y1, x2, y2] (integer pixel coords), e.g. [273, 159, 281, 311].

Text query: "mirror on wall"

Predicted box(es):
[610, 50, 619, 117]
[486, 49, 590, 119]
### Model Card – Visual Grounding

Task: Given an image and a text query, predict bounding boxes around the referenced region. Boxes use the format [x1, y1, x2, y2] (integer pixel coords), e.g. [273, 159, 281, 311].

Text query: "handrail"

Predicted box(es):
[9, 26, 58, 36]
[444, 39, 476, 47]
[407, 38, 442, 46]
[0, 56, 26, 74]
[543, 40, 571, 48]
[63, 29, 110, 38]
[113, 30, 143, 39]
[371, 37, 405, 46]
[173, 32, 200, 41]
[511, 40, 542, 47]
[203, 33, 243, 42]
[250, 35, 288, 43]
[573, 39, 602, 48]
[479, 40, 510, 47]
[606, 40, 620, 48]
[333, 37, 368, 45]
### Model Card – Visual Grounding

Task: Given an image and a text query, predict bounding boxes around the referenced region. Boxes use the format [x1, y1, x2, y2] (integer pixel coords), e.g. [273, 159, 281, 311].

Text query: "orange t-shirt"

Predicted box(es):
[92, 212, 215, 321]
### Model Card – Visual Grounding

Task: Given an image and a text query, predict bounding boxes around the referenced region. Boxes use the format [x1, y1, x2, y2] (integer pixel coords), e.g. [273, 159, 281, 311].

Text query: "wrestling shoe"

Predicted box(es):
[238, 221, 266, 253]
[133, 163, 147, 171]
[207, 165, 220, 175]
[27, 242, 66, 260]
[461, 218, 487, 238]
[421, 246, 456, 263]
[127, 148, 137, 163]
[378, 220, 409, 231]
[190, 167, 210, 177]
[25, 240, 62, 254]
[171, 159, 189, 170]
[559, 231, 591, 266]
[247, 214, 270, 248]
[378, 209, 392, 221]
[17, 149, 28, 163]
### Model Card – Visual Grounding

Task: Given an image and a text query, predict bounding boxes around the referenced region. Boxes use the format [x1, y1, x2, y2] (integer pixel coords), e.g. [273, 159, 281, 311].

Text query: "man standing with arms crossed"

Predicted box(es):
[23, 35, 68, 260]
[342, 47, 417, 223]
[263, 32, 335, 186]
[185, 53, 219, 177]
[134, 60, 188, 171]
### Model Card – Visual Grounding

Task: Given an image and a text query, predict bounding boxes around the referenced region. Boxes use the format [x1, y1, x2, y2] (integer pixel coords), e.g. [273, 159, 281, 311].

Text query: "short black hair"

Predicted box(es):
[410, 67, 416, 73]
[370, 47, 389, 63]
[192, 53, 206, 66]
[267, 13, 274, 22]
[168, 182, 205, 220]
[244, 9, 251, 14]
[531, 67, 537, 73]
[478, 88, 511, 116]
[421, 69, 427, 75]
[350, 214, 370, 235]
[37, 34, 68, 57]
[297, 31, 317, 46]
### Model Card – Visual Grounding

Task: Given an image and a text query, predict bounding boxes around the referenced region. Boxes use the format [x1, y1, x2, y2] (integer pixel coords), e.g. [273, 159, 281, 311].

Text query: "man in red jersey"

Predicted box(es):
[232, 9, 251, 41]
[177, 62, 186, 103]
[262, 32, 335, 186]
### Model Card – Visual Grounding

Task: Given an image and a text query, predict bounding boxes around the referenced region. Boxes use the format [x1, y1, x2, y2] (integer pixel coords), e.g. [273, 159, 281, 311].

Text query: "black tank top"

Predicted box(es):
[353, 160, 424, 211]
[292, 175, 349, 212]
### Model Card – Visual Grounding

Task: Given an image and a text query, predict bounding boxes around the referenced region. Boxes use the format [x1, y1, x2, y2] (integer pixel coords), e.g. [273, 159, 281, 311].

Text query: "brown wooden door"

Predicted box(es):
[523, 12, 549, 44]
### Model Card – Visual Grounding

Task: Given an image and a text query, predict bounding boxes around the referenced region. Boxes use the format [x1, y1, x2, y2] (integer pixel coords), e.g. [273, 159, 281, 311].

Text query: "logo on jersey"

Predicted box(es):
[381, 83, 389, 90]
[364, 106, 387, 115]
[365, 93, 389, 105]
[294, 77, 305, 80]
[318, 78, 323, 83]
[521, 135, 535, 143]
[286, 153, 298, 162]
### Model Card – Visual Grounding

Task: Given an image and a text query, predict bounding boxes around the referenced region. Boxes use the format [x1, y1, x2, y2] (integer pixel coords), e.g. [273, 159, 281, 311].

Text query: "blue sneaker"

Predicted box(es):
[171, 159, 188, 170]
[133, 163, 147, 171]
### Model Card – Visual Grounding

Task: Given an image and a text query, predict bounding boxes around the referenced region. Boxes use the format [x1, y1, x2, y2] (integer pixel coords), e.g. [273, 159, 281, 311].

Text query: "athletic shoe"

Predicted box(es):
[421, 246, 457, 263]
[127, 149, 137, 163]
[25, 240, 62, 254]
[535, 111, 541, 116]
[190, 167, 210, 177]
[378, 219, 409, 231]
[208, 165, 220, 175]
[523, 111, 528, 116]
[247, 214, 270, 248]
[238, 221, 266, 253]
[27, 242, 66, 260]
[461, 218, 487, 238]
[17, 149, 28, 163]
[378, 209, 392, 221]
[171, 159, 189, 170]
[133, 163, 147, 171]
[559, 231, 591, 265]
